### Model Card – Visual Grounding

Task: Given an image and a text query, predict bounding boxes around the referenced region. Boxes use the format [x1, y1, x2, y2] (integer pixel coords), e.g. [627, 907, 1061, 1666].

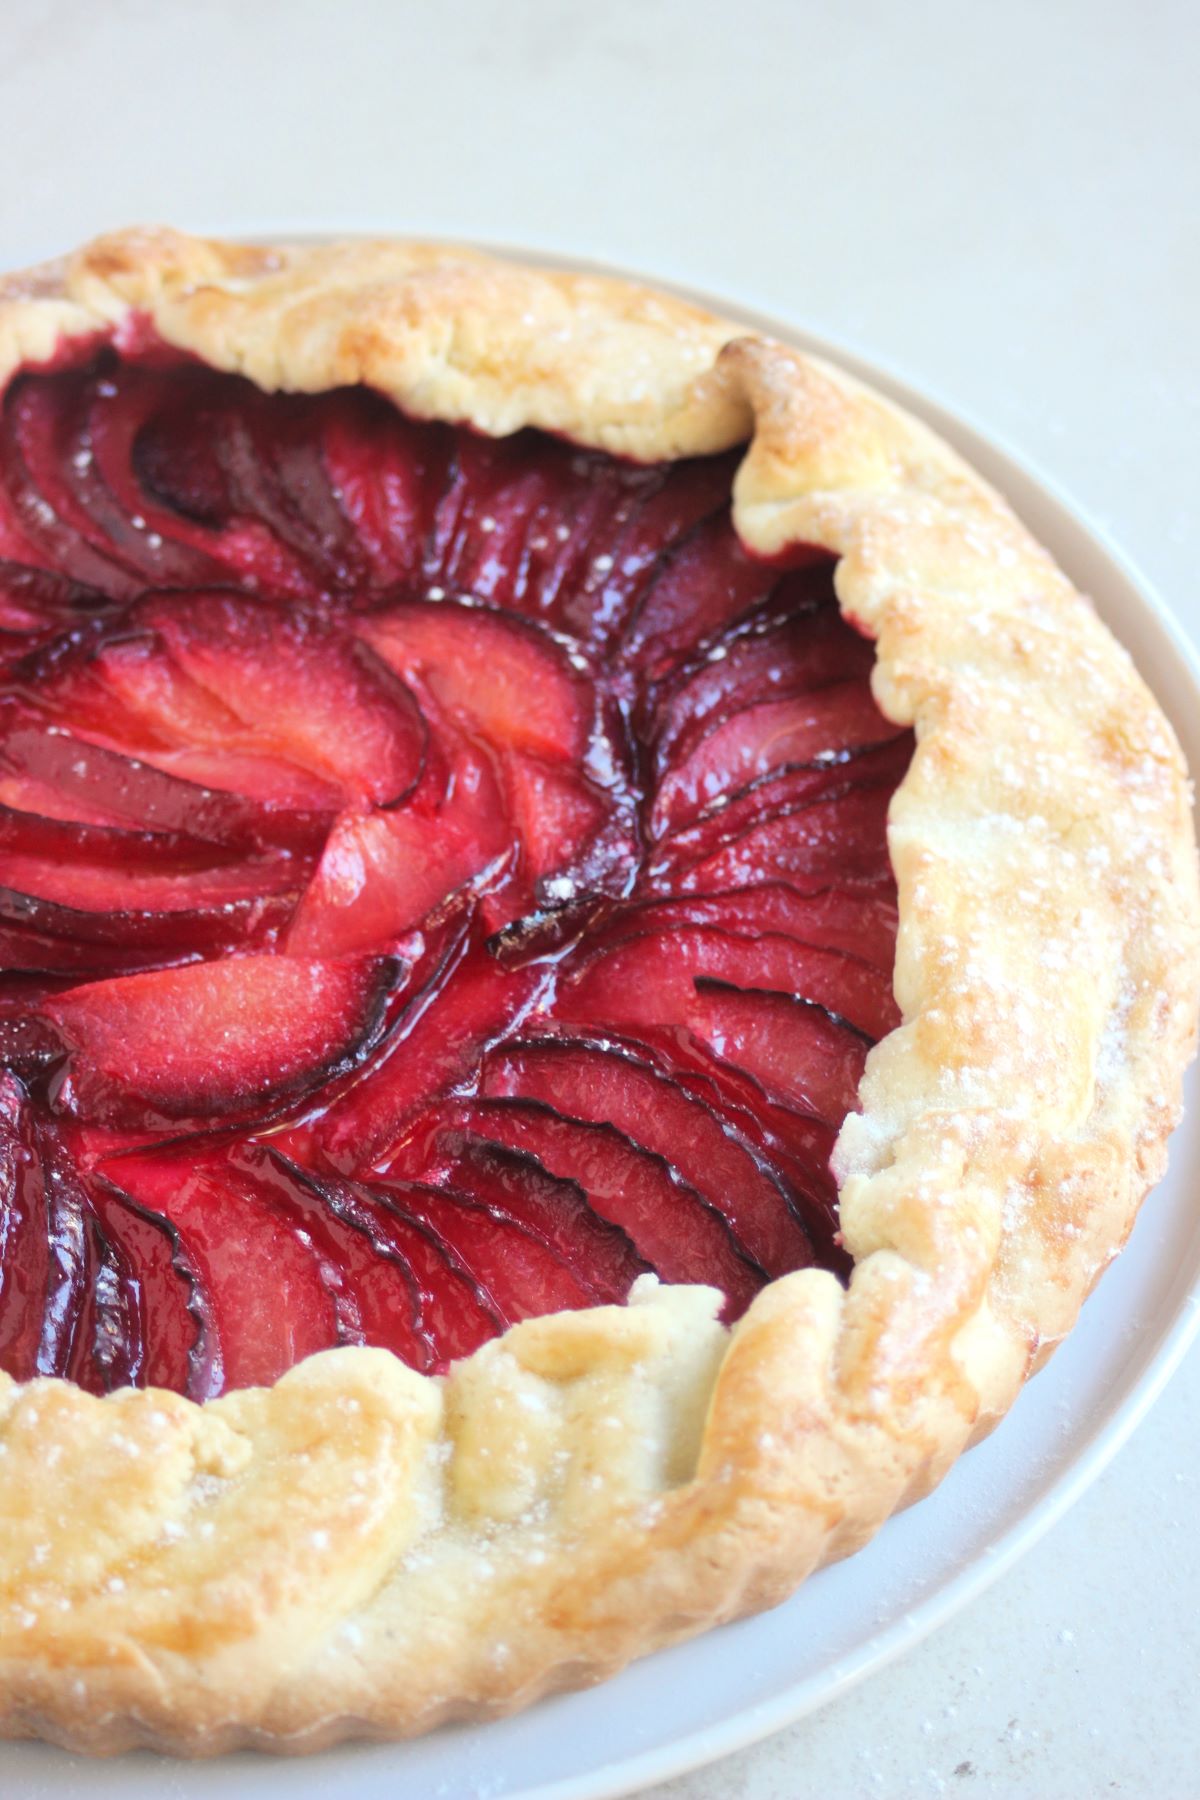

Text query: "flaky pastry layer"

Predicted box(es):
[0, 231, 1197, 1754]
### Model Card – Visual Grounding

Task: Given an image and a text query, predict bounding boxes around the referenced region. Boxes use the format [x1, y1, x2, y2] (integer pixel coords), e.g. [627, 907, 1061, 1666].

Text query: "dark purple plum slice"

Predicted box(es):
[480, 1037, 817, 1277]
[320, 396, 452, 593]
[648, 594, 875, 766]
[53, 373, 229, 589]
[285, 725, 514, 956]
[30, 952, 402, 1129]
[0, 559, 114, 633]
[313, 936, 546, 1172]
[0, 1073, 51, 1379]
[621, 515, 784, 677]
[660, 780, 897, 898]
[226, 1142, 437, 1371]
[689, 979, 871, 1123]
[99, 1147, 342, 1393]
[553, 921, 898, 1043]
[650, 681, 898, 839]
[597, 883, 899, 973]
[373, 1174, 602, 1324]
[87, 1170, 216, 1395]
[312, 1168, 502, 1370]
[0, 377, 142, 596]
[3, 922, 153, 978]
[129, 376, 323, 596]
[358, 599, 591, 763]
[140, 592, 427, 807]
[644, 736, 912, 891]
[437, 1101, 759, 1314]
[0, 705, 333, 850]
[0, 800, 234, 869]
[386, 1114, 651, 1300]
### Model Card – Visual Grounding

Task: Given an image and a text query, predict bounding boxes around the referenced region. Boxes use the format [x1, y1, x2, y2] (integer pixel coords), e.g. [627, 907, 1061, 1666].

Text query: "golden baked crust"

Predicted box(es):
[0, 229, 1197, 1754]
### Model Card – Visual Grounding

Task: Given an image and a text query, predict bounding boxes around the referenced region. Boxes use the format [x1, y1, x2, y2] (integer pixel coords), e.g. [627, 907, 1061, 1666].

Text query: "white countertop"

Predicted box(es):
[4, 2, 1199, 1793]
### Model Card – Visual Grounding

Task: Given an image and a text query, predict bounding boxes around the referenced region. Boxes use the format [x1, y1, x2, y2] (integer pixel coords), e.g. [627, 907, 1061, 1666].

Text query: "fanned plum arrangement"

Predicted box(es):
[0, 347, 912, 1398]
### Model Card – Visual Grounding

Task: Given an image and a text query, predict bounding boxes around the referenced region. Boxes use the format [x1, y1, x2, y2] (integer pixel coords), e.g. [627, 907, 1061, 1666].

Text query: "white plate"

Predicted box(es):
[6, 277, 1200, 1800]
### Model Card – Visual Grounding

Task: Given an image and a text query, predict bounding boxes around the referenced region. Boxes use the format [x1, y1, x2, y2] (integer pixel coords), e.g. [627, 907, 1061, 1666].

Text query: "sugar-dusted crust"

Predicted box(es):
[0, 230, 1197, 1754]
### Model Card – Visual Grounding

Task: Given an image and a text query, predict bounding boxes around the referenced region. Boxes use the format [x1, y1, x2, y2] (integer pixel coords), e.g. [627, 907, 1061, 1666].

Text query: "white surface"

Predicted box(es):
[2, 2, 1199, 1795]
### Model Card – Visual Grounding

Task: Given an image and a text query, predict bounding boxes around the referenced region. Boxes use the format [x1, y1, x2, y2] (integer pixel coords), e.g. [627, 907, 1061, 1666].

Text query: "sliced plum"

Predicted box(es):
[0, 708, 332, 850]
[358, 598, 591, 762]
[99, 1147, 341, 1392]
[21, 623, 356, 817]
[662, 780, 897, 897]
[0, 800, 230, 870]
[308, 1167, 503, 1370]
[0, 1088, 100, 1383]
[0, 972, 76, 1016]
[11, 619, 225, 751]
[85, 365, 262, 590]
[650, 681, 898, 839]
[140, 593, 427, 806]
[648, 595, 875, 766]
[620, 515, 782, 678]
[217, 391, 373, 590]
[88, 364, 276, 578]
[0, 767, 130, 829]
[0, 377, 142, 596]
[127, 374, 236, 526]
[33, 952, 402, 1129]
[546, 455, 741, 647]
[82, 630, 267, 752]
[650, 1046, 843, 1209]
[646, 734, 912, 887]
[0, 921, 204, 979]
[501, 750, 631, 897]
[0, 559, 113, 634]
[33, 1122, 146, 1395]
[87, 1172, 214, 1395]
[374, 1174, 601, 1324]
[0, 1074, 50, 1380]
[426, 431, 601, 613]
[52, 372, 230, 590]
[600, 884, 899, 973]
[387, 1114, 648, 1291]
[226, 1143, 438, 1371]
[554, 922, 898, 1042]
[0, 889, 296, 968]
[0, 807, 288, 963]
[428, 432, 739, 648]
[0, 845, 299, 927]
[128, 376, 328, 597]
[285, 729, 513, 956]
[65, 1203, 143, 1394]
[480, 1037, 816, 1276]
[0, 455, 53, 571]
[435, 1102, 758, 1313]
[321, 395, 452, 593]
[314, 936, 546, 1172]
[689, 979, 870, 1123]
[33, 1116, 93, 1380]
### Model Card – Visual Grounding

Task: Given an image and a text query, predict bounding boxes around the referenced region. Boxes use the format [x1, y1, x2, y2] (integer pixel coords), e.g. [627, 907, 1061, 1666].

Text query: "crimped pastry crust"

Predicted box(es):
[0, 230, 1197, 1754]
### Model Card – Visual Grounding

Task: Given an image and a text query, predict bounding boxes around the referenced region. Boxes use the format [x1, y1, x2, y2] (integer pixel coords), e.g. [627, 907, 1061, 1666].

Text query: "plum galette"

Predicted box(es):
[0, 230, 1196, 1753]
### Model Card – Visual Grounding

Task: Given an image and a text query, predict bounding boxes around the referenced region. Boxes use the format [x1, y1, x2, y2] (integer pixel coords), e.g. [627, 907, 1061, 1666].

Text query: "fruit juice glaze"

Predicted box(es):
[0, 338, 911, 1397]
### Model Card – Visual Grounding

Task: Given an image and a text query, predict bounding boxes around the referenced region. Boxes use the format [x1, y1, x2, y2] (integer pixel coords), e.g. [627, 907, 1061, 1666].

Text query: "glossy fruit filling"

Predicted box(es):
[0, 344, 912, 1397]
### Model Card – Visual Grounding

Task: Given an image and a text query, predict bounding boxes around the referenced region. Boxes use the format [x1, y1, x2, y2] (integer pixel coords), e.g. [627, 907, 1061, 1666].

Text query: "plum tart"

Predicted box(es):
[0, 231, 1196, 1754]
